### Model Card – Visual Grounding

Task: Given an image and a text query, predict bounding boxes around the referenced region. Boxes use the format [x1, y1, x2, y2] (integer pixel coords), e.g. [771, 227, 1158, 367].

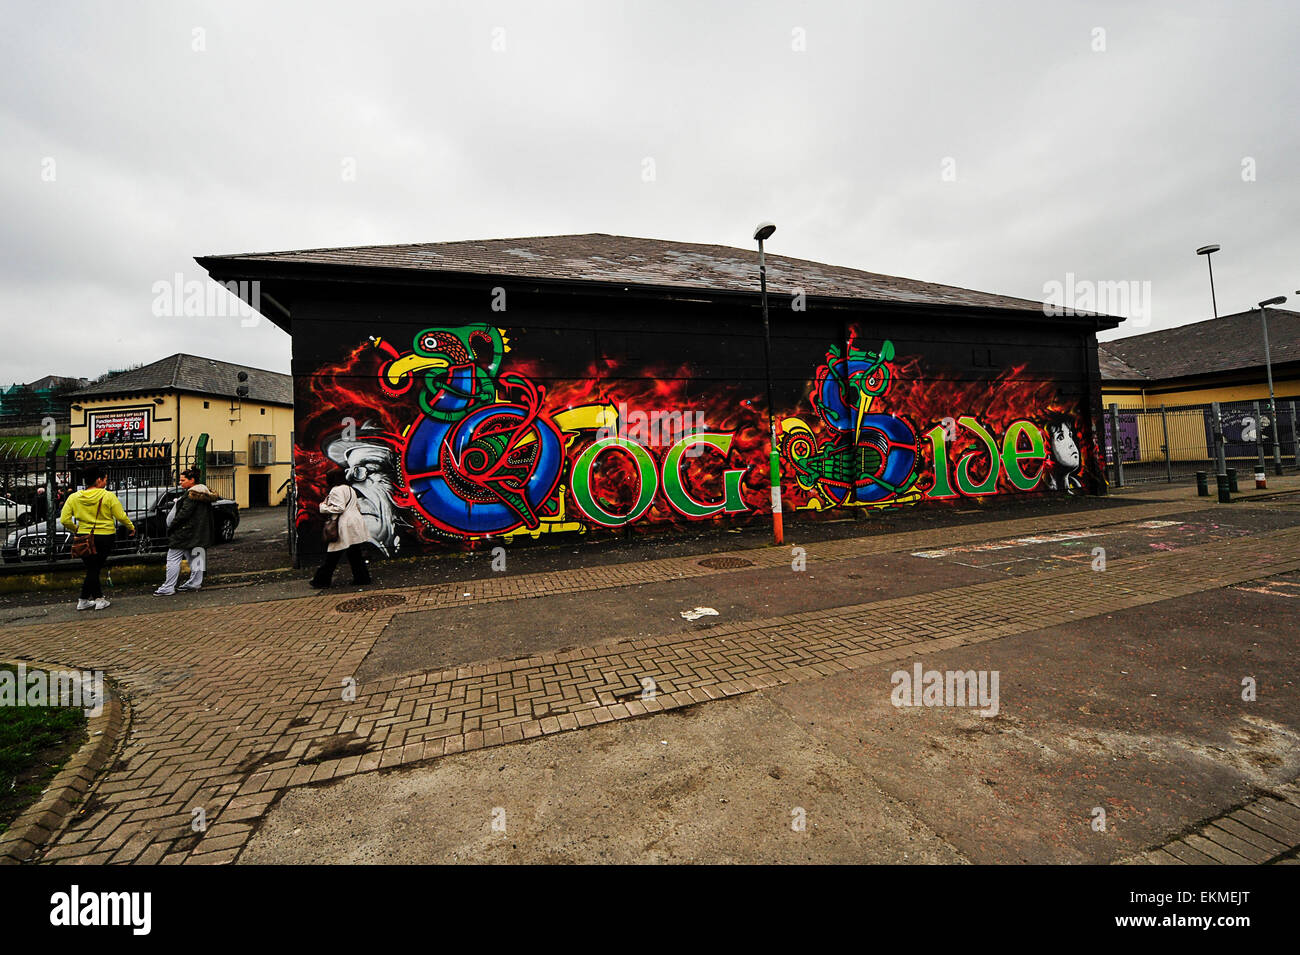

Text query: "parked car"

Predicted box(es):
[1, 487, 239, 562]
[0, 495, 32, 526]
[134, 487, 240, 548]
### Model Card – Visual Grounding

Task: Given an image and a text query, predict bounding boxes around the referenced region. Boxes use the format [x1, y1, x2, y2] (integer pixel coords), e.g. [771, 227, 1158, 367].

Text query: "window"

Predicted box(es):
[249, 434, 275, 467]
[260, 408, 265, 415]
[203, 401, 210, 409]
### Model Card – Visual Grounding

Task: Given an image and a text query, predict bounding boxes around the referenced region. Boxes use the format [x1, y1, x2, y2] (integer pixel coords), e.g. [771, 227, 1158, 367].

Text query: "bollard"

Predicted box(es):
[1195, 471, 1208, 496]
[1227, 467, 1238, 493]
[1255, 471, 1267, 490]
[1216, 473, 1231, 503]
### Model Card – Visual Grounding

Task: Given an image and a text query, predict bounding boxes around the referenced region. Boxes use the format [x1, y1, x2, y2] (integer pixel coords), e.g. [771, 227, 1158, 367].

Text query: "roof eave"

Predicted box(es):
[196, 256, 1122, 333]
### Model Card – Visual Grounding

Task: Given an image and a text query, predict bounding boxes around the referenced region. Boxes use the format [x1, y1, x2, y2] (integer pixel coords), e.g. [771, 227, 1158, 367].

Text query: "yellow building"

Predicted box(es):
[1100, 307, 1300, 468]
[1101, 307, 1300, 409]
[68, 354, 293, 508]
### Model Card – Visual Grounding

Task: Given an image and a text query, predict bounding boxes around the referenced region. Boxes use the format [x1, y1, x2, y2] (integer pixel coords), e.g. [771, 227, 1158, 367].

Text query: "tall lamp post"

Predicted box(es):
[1258, 295, 1286, 475]
[1196, 244, 1221, 319]
[754, 221, 783, 545]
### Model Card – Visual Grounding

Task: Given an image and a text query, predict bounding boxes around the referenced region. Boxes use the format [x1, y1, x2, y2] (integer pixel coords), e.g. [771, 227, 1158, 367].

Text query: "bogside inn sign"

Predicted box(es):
[69, 443, 172, 467]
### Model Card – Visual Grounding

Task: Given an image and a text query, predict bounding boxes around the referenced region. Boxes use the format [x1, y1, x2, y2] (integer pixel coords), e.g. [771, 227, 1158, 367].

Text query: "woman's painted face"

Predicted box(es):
[1050, 425, 1080, 468]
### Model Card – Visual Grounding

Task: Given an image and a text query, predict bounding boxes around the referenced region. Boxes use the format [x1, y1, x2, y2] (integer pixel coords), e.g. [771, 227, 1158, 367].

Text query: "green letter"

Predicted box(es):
[954, 416, 999, 495]
[662, 433, 749, 517]
[925, 424, 957, 499]
[571, 437, 658, 526]
[1000, 420, 1046, 491]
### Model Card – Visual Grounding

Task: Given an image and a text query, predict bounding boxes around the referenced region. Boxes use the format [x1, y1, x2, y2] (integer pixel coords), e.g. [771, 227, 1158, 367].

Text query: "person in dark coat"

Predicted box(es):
[154, 469, 219, 595]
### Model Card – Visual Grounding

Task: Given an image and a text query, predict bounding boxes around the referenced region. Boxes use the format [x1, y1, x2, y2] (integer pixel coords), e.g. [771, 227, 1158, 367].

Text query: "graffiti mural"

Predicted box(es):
[779, 339, 921, 509]
[375, 325, 602, 538]
[292, 322, 1099, 554]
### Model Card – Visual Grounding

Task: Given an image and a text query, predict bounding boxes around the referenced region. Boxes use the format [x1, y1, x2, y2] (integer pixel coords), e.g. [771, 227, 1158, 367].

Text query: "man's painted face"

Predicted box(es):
[1050, 425, 1080, 469]
[342, 444, 399, 552]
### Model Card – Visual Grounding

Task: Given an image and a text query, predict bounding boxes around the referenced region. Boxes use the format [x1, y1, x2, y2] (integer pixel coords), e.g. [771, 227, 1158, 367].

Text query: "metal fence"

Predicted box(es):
[1103, 400, 1300, 486]
[0, 437, 232, 563]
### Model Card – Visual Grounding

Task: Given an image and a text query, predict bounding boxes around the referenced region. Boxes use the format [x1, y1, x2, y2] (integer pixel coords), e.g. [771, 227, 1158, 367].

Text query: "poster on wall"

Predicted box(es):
[89, 408, 151, 444]
[1102, 412, 1140, 463]
[291, 322, 1101, 555]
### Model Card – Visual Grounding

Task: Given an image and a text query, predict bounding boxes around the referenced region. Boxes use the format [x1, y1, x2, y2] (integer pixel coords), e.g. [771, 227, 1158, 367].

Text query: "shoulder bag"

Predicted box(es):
[321, 487, 353, 544]
[70, 494, 105, 559]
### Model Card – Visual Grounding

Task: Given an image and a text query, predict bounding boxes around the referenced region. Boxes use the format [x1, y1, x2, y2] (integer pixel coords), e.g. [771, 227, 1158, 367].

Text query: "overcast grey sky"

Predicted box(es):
[3, 0, 1297, 385]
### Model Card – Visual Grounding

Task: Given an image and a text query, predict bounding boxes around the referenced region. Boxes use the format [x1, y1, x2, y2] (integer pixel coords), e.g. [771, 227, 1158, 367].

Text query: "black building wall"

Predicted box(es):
[280, 280, 1105, 558]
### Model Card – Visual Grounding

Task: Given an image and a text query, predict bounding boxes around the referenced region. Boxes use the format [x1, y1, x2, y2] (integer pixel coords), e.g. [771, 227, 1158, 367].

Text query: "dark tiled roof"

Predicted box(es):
[18, 375, 89, 392]
[200, 233, 1076, 315]
[72, 354, 292, 405]
[1097, 346, 1149, 382]
[1101, 308, 1300, 382]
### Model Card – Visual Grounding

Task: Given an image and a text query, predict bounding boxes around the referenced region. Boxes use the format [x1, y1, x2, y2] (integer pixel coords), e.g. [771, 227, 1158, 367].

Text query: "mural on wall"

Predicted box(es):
[293, 323, 1096, 553]
[779, 338, 921, 510]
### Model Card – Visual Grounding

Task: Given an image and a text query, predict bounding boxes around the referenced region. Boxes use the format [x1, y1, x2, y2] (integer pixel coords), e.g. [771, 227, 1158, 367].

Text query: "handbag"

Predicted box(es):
[71, 494, 105, 559]
[321, 487, 352, 544]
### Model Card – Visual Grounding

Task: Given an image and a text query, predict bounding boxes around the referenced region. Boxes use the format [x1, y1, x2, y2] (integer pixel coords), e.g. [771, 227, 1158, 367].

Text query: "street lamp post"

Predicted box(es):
[1196, 244, 1221, 319]
[754, 221, 783, 546]
[1258, 295, 1287, 476]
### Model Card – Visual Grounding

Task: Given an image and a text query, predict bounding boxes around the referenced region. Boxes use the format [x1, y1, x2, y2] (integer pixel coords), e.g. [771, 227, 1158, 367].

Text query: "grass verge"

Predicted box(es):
[0, 664, 88, 836]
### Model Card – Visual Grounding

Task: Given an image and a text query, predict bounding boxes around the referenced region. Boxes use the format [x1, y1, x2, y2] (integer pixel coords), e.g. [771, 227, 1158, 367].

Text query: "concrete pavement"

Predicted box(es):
[1, 479, 1298, 863]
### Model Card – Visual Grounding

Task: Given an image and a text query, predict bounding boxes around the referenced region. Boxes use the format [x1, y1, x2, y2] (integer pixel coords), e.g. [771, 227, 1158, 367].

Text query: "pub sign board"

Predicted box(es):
[69, 442, 172, 468]
[88, 408, 151, 444]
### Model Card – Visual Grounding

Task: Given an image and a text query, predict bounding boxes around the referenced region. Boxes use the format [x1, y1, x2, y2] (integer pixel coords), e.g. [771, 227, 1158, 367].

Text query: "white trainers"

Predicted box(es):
[92, 597, 111, 611]
[76, 598, 94, 611]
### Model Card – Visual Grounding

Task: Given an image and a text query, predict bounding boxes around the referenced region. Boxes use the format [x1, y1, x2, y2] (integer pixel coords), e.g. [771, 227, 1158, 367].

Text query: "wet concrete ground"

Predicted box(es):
[357, 504, 1300, 680]
[239, 493, 1300, 864]
[243, 572, 1300, 864]
[0, 485, 1167, 615]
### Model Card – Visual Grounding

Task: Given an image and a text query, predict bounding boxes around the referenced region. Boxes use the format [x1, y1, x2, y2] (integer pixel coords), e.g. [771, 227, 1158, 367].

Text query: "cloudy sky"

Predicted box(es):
[3, 0, 1297, 386]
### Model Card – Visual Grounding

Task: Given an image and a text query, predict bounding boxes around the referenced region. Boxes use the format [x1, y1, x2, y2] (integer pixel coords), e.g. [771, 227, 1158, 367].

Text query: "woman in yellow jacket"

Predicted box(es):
[60, 466, 135, 611]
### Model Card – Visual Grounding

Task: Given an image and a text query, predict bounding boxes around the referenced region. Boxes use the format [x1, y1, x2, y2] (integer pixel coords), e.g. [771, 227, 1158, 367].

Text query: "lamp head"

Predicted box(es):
[1259, 296, 1287, 309]
[753, 222, 776, 242]
[1195, 244, 1220, 256]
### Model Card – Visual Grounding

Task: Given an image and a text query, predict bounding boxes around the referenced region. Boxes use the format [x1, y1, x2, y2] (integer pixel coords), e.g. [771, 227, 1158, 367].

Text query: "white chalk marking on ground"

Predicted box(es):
[1011, 530, 1101, 545]
[912, 543, 1015, 558]
[1233, 580, 1300, 598]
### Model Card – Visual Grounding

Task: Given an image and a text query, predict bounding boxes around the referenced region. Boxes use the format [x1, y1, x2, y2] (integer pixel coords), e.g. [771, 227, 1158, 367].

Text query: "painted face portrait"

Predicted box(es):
[324, 428, 403, 556]
[1050, 424, 1080, 469]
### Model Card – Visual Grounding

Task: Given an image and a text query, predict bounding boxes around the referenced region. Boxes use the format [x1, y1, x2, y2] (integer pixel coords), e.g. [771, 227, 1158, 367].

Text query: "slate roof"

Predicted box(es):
[1096, 346, 1149, 382]
[72, 354, 293, 405]
[1099, 308, 1300, 382]
[199, 233, 1090, 317]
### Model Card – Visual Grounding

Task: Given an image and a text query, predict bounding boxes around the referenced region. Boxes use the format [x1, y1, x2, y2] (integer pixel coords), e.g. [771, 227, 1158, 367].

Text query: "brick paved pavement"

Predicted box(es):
[1136, 780, 1300, 864]
[4, 494, 1299, 864]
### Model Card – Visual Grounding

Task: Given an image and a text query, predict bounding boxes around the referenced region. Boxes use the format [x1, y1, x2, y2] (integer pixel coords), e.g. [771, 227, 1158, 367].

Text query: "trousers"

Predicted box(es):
[157, 547, 205, 594]
[79, 534, 116, 599]
[312, 544, 371, 586]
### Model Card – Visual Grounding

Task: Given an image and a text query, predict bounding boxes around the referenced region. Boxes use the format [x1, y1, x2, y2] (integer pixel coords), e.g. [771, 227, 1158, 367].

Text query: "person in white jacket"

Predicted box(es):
[310, 466, 373, 588]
